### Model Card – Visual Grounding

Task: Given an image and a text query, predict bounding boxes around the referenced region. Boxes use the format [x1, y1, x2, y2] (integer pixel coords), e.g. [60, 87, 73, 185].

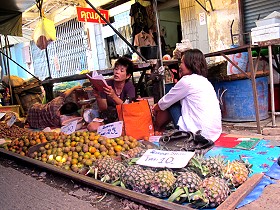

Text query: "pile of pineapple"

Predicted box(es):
[88, 148, 252, 209]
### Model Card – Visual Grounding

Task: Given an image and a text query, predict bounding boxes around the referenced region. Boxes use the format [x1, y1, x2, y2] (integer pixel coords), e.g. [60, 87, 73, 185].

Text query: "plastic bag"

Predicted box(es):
[33, 17, 56, 50]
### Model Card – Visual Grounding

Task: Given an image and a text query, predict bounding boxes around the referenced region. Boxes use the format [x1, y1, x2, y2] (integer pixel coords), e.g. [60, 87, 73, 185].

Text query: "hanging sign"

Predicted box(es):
[136, 149, 195, 168]
[76, 7, 109, 24]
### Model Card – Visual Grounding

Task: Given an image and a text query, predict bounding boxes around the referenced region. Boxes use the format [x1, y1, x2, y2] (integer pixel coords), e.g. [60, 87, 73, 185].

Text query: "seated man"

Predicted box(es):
[26, 85, 81, 129]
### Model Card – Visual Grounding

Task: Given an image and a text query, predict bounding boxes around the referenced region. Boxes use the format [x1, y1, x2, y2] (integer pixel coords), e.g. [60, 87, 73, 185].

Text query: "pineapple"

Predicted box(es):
[168, 171, 202, 203]
[122, 147, 146, 159]
[93, 157, 125, 183]
[202, 155, 225, 178]
[121, 165, 155, 194]
[223, 157, 251, 188]
[187, 155, 225, 178]
[190, 177, 230, 208]
[175, 171, 202, 193]
[150, 170, 176, 198]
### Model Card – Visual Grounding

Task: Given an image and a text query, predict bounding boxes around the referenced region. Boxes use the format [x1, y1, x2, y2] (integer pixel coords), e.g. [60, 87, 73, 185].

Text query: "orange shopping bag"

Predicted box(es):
[116, 100, 154, 140]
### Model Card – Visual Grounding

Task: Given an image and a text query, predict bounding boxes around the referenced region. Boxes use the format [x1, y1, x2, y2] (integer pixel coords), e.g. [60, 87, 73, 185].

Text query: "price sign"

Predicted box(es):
[97, 121, 123, 138]
[136, 149, 195, 168]
[7, 114, 16, 128]
[61, 120, 77, 135]
[0, 113, 6, 120]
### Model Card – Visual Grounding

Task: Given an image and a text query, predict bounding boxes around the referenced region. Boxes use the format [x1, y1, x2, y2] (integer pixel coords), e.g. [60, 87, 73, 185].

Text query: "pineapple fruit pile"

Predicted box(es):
[2, 130, 252, 209]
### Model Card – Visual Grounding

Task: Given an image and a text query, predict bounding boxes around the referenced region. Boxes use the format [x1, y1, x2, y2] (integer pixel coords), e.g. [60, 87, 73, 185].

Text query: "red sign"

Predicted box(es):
[76, 7, 109, 24]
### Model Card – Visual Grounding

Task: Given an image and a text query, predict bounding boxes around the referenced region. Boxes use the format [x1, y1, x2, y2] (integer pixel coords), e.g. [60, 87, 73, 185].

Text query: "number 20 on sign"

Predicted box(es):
[136, 149, 195, 168]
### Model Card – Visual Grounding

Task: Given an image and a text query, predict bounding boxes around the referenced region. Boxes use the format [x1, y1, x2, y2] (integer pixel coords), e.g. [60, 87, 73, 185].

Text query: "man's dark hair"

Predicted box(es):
[60, 102, 79, 115]
[182, 49, 208, 77]
[114, 56, 134, 76]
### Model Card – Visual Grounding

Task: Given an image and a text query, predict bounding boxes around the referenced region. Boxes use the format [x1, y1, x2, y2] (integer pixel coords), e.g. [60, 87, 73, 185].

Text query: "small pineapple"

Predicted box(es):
[122, 147, 146, 159]
[190, 176, 230, 208]
[121, 165, 155, 194]
[93, 157, 125, 183]
[223, 157, 251, 188]
[202, 155, 226, 178]
[187, 155, 225, 178]
[168, 171, 202, 203]
[175, 171, 202, 193]
[150, 170, 176, 198]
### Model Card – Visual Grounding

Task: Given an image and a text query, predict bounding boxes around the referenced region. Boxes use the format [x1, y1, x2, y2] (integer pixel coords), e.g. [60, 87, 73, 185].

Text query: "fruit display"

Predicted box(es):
[27, 131, 139, 173]
[1, 129, 254, 209]
[0, 123, 30, 140]
[3, 131, 60, 156]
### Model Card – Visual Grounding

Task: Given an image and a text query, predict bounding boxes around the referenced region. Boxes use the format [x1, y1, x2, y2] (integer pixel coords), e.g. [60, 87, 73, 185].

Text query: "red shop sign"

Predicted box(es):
[76, 7, 109, 24]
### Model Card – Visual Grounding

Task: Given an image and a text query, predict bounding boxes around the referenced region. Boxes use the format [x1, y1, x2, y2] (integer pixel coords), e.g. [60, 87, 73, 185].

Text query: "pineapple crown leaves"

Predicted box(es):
[238, 155, 253, 174]
[188, 157, 209, 177]
[168, 187, 190, 203]
[189, 190, 209, 208]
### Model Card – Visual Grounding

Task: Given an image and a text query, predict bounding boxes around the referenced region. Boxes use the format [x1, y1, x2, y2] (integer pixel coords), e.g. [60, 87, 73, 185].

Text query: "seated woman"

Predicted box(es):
[152, 49, 222, 141]
[87, 57, 135, 131]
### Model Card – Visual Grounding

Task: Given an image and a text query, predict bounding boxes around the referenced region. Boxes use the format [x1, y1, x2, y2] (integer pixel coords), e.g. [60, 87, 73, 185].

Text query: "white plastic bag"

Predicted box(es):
[33, 17, 56, 50]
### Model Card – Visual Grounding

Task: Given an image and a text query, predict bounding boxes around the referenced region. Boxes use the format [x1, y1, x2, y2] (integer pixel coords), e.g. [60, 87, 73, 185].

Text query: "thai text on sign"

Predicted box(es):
[136, 149, 195, 168]
[76, 7, 109, 24]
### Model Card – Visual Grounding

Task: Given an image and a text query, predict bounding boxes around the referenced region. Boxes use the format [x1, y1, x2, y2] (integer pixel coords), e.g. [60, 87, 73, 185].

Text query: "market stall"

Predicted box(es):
[0, 128, 279, 209]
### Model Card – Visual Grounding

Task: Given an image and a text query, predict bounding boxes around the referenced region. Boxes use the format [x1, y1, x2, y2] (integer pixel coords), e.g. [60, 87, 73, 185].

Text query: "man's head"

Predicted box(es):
[60, 102, 79, 115]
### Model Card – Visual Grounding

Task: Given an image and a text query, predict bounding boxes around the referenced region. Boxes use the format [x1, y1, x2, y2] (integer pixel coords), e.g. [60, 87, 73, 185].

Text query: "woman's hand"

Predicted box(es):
[103, 86, 118, 99]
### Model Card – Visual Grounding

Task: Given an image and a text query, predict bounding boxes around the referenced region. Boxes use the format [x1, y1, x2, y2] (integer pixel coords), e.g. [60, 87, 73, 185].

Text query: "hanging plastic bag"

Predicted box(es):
[33, 17, 56, 50]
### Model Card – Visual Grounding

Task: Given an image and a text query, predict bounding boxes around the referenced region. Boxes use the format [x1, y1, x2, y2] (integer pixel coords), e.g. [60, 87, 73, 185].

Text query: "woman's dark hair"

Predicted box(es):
[114, 57, 134, 76]
[60, 102, 79, 115]
[182, 49, 208, 77]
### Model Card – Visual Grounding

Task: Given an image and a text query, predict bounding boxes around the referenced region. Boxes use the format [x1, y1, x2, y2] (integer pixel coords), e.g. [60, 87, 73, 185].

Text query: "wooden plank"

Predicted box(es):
[0, 148, 192, 210]
[217, 173, 264, 210]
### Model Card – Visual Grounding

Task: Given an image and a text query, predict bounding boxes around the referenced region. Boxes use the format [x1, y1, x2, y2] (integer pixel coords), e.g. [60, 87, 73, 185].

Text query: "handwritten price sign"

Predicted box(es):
[97, 121, 123, 138]
[61, 120, 77, 135]
[7, 114, 17, 128]
[136, 149, 195, 168]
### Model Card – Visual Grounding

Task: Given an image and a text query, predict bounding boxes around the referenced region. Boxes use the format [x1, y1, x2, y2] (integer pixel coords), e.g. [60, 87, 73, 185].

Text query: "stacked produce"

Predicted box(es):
[1, 129, 253, 209]
[0, 123, 29, 140]
[26, 131, 139, 173]
[3, 131, 60, 156]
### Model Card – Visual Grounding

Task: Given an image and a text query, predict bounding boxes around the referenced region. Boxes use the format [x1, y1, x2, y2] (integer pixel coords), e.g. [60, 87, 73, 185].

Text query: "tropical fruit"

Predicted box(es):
[174, 171, 202, 193]
[121, 165, 155, 194]
[190, 176, 231, 208]
[168, 171, 202, 203]
[150, 170, 176, 198]
[187, 155, 225, 178]
[223, 157, 251, 188]
[93, 156, 126, 183]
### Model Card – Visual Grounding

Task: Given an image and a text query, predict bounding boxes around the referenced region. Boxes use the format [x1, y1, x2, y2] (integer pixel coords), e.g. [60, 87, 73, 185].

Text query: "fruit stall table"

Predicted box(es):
[1, 130, 279, 210]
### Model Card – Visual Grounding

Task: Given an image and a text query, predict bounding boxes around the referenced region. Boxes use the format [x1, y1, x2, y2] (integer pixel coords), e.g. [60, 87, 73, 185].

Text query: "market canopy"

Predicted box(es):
[0, 0, 35, 36]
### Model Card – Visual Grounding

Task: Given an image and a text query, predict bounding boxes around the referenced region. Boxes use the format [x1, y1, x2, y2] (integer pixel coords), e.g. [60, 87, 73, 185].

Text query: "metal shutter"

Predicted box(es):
[243, 0, 280, 34]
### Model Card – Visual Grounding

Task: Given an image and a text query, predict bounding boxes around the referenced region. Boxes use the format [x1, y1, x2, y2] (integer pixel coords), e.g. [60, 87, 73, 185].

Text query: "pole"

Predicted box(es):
[45, 46, 52, 78]
[4, 35, 13, 105]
